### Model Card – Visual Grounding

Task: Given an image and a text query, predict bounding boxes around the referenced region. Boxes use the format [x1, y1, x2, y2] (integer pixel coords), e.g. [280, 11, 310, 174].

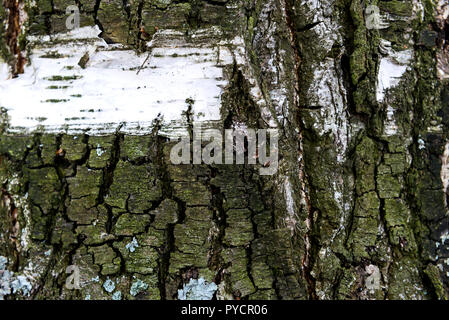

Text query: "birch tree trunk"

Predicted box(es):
[0, 0, 448, 300]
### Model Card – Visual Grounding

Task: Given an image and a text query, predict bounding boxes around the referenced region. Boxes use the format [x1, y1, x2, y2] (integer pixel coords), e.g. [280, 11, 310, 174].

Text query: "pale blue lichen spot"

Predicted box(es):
[0, 256, 7, 270]
[11, 275, 32, 296]
[103, 278, 115, 293]
[177, 277, 217, 300]
[0, 270, 13, 300]
[96, 144, 106, 156]
[418, 138, 426, 150]
[125, 237, 139, 253]
[112, 290, 122, 300]
[130, 279, 148, 296]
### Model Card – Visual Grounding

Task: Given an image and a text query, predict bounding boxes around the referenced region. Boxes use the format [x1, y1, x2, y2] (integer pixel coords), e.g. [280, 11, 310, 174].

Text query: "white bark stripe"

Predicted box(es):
[0, 26, 238, 136]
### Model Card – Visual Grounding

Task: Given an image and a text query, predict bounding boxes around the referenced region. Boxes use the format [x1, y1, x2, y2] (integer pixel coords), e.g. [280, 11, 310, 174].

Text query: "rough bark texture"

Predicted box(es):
[1, 0, 25, 76]
[0, 0, 448, 300]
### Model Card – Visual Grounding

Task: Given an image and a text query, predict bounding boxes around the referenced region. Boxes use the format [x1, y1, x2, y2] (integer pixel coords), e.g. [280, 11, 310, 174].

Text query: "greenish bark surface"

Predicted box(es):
[0, 0, 448, 300]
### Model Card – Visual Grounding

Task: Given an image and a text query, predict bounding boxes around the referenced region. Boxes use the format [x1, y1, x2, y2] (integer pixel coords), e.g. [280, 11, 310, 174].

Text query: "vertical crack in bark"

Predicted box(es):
[280, 0, 317, 299]
[93, 0, 104, 34]
[150, 124, 188, 300]
[135, 0, 145, 50]
[208, 168, 226, 280]
[0, 184, 20, 270]
[242, 172, 260, 294]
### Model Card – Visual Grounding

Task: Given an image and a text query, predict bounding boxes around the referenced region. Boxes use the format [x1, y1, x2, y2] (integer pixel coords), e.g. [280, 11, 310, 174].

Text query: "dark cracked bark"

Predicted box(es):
[0, 0, 448, 300]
